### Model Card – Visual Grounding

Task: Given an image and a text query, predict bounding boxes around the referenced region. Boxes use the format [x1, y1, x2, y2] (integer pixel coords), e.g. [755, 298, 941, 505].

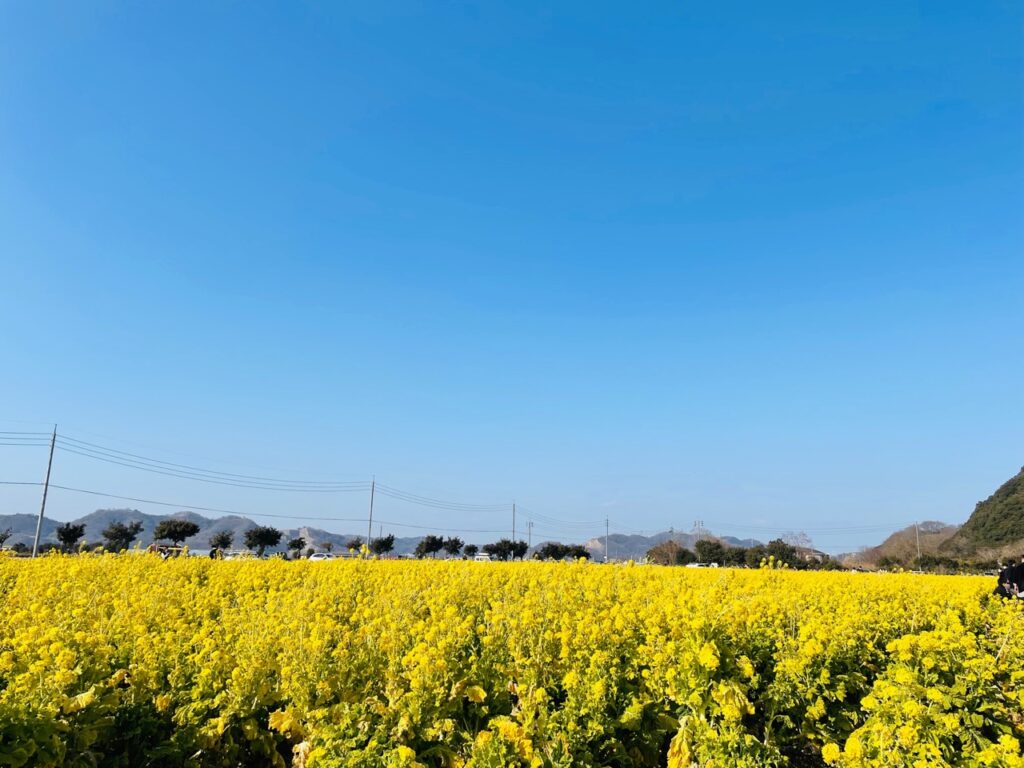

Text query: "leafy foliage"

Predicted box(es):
[152, 519, 200, 546]
[101, 521, 143, 552]
[209, 530, 234, 550]
[244, 525, 282, 556]
[414, 535, 445, 559]
[482, 539, 528, 561]
[442, 537, 464, 557]
[947, 466, 1024, 552]
[55, 522, 86, 552]
[370, 534, 395, 556]
[534, 542, 590, 560]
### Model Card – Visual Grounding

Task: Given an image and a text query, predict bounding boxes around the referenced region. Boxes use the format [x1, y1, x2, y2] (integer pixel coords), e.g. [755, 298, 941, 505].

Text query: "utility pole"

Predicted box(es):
[605, 518, 609, 563]
[915, 521, 922, 563]
[32, 425, 57, 558]
[512, 502, 516, 544]
[528, 521, 533, 549]
[366, 476, 375, 555]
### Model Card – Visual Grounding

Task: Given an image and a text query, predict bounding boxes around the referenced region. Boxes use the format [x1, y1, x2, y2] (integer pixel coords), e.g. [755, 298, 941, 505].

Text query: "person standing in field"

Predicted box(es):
[995, 555, 1024, 599]
[1013, 555, 1024, 597]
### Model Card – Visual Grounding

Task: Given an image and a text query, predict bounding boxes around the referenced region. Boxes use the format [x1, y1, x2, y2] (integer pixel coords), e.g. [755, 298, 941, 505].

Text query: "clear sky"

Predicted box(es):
[1, 2, 1021, 553]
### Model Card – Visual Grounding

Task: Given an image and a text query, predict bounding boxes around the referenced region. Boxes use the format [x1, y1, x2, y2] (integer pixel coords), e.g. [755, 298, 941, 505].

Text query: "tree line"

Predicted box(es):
[2, 519, 595, 563]
[1, 519, 288, 557]
[645, 538, 843, 570]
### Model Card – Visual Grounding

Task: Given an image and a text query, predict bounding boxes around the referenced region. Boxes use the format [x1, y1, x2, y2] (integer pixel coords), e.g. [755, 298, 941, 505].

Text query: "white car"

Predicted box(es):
[473, 553, 491, 562]
[308, 552, 335, 561]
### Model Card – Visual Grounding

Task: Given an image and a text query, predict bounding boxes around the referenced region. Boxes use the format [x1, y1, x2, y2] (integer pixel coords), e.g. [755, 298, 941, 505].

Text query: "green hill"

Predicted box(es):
[942, 466, 1024, 555]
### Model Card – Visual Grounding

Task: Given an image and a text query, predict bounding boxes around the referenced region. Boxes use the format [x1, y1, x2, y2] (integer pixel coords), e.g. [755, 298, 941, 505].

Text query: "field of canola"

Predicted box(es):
[0, 556, 1022, 768]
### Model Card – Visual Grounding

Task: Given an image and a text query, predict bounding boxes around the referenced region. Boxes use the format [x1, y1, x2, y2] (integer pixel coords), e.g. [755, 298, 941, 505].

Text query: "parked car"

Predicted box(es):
[473, 553, 492, 562]
[308, 552, 335, 561]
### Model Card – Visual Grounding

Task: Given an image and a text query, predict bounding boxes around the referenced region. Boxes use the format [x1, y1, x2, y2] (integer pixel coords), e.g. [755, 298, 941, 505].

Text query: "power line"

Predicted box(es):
[516, 506, 605, 528]
[374, 483, 508, 512]
[55, 444, 371, 492]
[59, 424, 343, 479]
[371, 519, 509, 534]
[57, 435, 368, 487]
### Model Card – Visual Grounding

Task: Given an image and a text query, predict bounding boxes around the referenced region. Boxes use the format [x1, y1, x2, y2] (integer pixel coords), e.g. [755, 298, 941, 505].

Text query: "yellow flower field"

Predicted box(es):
[0, 556, 1021, 768]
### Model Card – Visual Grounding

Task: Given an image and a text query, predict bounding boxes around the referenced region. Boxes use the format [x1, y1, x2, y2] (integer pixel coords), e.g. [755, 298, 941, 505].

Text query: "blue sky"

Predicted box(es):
[1, 2, 1021, 552]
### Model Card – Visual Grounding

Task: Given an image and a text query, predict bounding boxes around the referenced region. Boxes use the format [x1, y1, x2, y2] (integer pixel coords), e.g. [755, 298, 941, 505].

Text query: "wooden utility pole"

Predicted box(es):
[32, 425, 57, 558]
[366, 477, 375, 555]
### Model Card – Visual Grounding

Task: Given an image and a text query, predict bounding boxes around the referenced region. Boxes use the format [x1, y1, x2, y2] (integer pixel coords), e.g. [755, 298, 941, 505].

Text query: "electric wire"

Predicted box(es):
[57, 435, 368, 487]
[55, 445, 371, 492]
[374, 483, 508, 512]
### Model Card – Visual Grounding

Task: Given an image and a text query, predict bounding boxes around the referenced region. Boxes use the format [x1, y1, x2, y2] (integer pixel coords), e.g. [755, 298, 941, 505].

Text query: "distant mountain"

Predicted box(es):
[0, 513, 60, 547]
[0, 508, 263, 551]
[581, 531, 762, 561]
[942, 466, 1024, 556]
[848, 521, 959, 567]
[0, 509, 462, 556]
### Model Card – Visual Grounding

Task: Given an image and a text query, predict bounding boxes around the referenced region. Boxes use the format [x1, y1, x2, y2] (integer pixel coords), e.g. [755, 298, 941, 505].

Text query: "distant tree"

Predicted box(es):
[415, 535, 445, 559]
[345, 537, 364, 552]
[511, 540, 529, 560]
[463, 544, 479, 558]
[55, 522, 86, 553]
[536, 542, 593, 561]
[11, 542, 29, 554]
[245, 526, 283, 556]
[0, 528, 11, 548]
[153, 519, 200, 546]
[442, 537, 464, 558]
[722, 546, 747, 567]
[646, 540, 681, 565]
[537, 542, 569, 560]
[765, 538, 802, 568]
[370, 534, 395, 556]
[483, 539, 514, 561]
[567, 544, 592, 560]
[675, 547, 696, 565]
[304, 547, 315, 559]
[323, 541, 334, 552]
[288, 537, 306, 558]
[209, 531, 233, 551]
[102, 520, 144, 552]
[745, 545, 767, 568]
[694, 539, 726, 565]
